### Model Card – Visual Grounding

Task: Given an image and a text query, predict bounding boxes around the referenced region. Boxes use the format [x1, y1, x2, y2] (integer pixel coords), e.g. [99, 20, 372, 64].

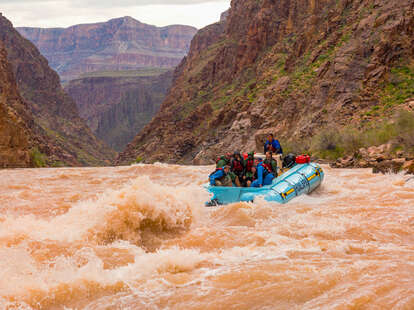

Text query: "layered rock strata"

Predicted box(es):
[17, 17, 197, 82]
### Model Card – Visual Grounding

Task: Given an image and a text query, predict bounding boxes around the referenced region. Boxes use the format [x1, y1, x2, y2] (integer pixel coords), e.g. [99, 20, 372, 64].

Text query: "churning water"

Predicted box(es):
[0, 164, 413, 309]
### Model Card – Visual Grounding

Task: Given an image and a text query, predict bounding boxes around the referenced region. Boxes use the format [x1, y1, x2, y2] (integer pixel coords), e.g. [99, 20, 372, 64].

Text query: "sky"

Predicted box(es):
[1, 0, 231, 29]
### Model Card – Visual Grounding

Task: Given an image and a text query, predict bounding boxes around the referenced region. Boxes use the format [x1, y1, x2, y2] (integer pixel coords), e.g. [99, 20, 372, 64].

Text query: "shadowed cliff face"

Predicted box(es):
[0, 14, 116, 166]
[66, 71, 173, 152]
[0, 42, 31, 167]
[17, 17, 197, 82]
[117, 0, 414, 165]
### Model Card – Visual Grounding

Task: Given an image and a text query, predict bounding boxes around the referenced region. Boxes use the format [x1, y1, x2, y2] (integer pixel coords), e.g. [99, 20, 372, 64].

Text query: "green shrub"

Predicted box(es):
[310, 128, 344, 159]
[51, 161, 65, 167]
[395, 110, 414, 150]
[282, 139, 310, 155]
[341, 127, 364, 154]
[363, 122, 396, 146]
[30, 147, 47, 167]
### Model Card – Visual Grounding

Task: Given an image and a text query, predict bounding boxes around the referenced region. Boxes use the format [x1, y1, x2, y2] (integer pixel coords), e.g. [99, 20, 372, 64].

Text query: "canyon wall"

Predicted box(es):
[0, 14, 115, 166]
[117, 0, 414, 165]
[66, 70, 173, 151]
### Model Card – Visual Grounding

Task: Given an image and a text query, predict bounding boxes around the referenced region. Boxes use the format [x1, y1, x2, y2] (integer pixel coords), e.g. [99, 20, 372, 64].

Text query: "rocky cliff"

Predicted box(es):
[17, 17, 197, 82]
[65, 70, 173, 151]
[0, 14, 115, 166]
[0, 41, 33, 167]
[117, 0, 414, 165]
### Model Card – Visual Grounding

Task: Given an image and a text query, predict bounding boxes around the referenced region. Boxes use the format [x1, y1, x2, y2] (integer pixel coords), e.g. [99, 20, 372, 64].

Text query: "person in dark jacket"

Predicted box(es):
[210, 165, 232, 186]
[264, 151, 278, 176]
[231, 151, 245, 187]
[242, 151, 255, 187]
[264, 134, 283, 154]
[251, 160, 275, 187]
[216, 153, 232, 168]
[244, 165, 257, 187]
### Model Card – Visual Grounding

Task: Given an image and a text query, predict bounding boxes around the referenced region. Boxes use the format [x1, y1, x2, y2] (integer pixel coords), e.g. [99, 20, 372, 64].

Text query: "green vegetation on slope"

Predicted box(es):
[30, 147, 47, 167]
[80, 68, 170, 78]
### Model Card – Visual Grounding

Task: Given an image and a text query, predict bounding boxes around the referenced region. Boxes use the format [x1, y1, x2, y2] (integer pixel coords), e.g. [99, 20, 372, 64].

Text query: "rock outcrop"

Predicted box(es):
[17, 17, 197, 82]
[65, 70, 173, 151]
[331, 143, 414, 174]
[0, 14, 115, 166]
[117, 0, 414, 165]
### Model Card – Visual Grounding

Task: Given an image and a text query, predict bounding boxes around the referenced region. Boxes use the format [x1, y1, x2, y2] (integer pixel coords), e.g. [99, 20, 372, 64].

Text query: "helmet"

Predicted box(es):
[234, 150, 241, 156]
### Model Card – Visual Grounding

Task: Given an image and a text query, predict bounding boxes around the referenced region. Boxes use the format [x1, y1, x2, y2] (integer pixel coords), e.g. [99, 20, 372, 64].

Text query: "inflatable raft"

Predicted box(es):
[206, 161, 324, 205]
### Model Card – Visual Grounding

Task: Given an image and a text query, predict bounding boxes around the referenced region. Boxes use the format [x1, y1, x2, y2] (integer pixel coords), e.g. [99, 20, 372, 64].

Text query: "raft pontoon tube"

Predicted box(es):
[206, 162, 324, 205]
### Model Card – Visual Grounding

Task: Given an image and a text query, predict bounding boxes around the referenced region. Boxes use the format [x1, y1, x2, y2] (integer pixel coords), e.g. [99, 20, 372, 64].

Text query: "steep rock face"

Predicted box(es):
[0, 42, 31, 167]
[66, 70, 173, 151]
[0, 40, 69, 168]
[117, 0, 414, 164]
[0, 14, 115, 166]
[17, 17, 197, 82]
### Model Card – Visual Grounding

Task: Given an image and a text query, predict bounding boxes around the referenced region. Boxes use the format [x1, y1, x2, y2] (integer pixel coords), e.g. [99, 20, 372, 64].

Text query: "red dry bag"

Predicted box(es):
[296, 155, 311, 164]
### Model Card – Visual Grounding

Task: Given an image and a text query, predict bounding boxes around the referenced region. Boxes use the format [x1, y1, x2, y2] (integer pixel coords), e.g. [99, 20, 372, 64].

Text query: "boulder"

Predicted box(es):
[372, 158, 405, 174]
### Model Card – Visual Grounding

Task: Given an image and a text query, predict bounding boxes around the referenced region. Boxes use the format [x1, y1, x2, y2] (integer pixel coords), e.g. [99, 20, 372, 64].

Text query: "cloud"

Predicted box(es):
[2, 0, 228, 5]
[1, 0, 230, 29]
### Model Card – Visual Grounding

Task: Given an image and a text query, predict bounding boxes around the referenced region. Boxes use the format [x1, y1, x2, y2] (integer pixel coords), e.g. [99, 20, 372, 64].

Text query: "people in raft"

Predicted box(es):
[210, 151, 280, 188]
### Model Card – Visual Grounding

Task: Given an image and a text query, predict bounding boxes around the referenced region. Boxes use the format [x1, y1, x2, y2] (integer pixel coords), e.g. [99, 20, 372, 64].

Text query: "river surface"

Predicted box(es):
[0, 164, 413, 309]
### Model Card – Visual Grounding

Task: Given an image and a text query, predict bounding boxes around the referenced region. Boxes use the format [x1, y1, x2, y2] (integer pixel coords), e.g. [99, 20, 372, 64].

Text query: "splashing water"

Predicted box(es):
[0, 164, 413, 309]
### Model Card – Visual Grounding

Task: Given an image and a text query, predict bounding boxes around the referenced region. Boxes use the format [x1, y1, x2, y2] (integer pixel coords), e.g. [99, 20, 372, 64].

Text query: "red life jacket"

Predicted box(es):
[232, 159, 244, 173]
[246, 159, 254, 172]
[262, 162, 273, 173]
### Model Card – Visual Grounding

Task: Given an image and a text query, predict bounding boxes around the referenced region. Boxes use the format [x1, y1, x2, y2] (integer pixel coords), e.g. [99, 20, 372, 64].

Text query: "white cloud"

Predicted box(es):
[1, 0, 230, 29]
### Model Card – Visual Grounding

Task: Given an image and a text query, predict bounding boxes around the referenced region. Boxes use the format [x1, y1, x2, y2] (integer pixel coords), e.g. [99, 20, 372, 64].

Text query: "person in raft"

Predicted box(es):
[264, 151, 278, 176]
[209, 165, 233, 187]
[216, 152, 232, 168]
[264, 133, 283, 154]
[264, 134, 283, 169]
[251, 158, 275, 187]
[230, 151, 245, 187]
[244, 165, 257, 187]
[242, 151, 255, 187]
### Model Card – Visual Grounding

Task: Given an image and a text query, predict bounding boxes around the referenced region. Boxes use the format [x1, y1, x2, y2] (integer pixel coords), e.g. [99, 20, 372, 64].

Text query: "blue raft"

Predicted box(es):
[206, 162, 324, 205]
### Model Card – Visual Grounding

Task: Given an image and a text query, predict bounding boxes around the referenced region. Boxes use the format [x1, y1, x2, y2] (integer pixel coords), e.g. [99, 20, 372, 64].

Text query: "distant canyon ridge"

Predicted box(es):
[17, 17, 197, 83]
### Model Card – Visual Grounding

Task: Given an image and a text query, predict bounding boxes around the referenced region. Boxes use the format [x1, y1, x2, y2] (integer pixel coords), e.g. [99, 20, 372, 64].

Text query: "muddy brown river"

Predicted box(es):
[0, 164, 413, 309]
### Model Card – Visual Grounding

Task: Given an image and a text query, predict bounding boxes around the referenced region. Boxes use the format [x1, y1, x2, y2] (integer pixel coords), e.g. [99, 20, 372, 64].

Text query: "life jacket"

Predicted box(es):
[246, 158, 254, 172]
[266, 140, 277, 153]
[232, 159, 244, 173]
[261, 162, 273, 175]
[264, 159, 277, 173]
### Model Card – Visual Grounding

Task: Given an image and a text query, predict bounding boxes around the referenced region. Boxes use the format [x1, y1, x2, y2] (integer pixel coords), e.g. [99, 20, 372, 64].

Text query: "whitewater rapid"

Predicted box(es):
[0, 164, 413, 309]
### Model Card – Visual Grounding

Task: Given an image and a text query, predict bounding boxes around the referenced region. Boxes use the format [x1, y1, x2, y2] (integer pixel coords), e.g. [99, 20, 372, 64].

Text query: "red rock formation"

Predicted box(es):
[17, 17, 197, 82]
[0, 14, 115, 166]
[117, 0, 414, 165]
